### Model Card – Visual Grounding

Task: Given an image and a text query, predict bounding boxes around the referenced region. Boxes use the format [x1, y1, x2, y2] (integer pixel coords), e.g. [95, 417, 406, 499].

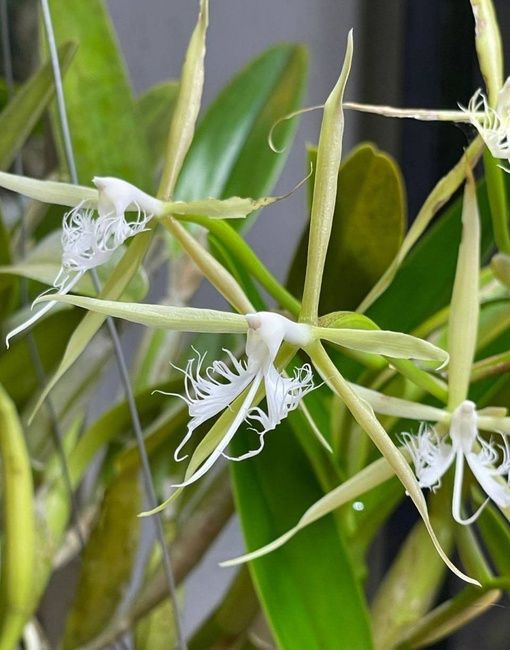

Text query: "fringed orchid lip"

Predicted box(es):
[403, 400, 510, 524]
[462, 79, 510, 165]
[160, 312, 316, 487]
[5, 178, 157, 348]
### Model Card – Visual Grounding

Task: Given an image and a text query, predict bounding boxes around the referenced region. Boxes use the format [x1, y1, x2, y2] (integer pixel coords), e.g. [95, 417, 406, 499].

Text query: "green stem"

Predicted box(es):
[177, 215, 300, 315]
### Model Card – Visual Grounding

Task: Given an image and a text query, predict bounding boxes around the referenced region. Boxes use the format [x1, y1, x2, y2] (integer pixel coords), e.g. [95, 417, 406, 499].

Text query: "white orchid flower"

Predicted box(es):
[164, 311, 316, 487]
[5, 177, 157, 347]
[401, 400, 510, 524]
[462, 78, 510, 164]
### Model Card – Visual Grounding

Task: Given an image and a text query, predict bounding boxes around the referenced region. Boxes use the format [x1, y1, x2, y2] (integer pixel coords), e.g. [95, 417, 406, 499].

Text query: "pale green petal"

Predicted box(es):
[36, 294, 248, 334]
[163, 194, 281, 220]
[222, 453, 399, 566]
[0, 170, 97, 207]
[158, 0, 208, 198]
[300, 31, 353, 322]
[447, 170, 480, 408]
[349, 383, 449, 423]
[470, 0, 504, 104]
[314, 326, 448, 366]
[477, 414, 510, 434]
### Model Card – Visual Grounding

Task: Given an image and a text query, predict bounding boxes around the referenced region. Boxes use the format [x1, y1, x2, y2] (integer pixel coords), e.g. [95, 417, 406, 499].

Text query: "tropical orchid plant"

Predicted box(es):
[1, 0, 510, 649]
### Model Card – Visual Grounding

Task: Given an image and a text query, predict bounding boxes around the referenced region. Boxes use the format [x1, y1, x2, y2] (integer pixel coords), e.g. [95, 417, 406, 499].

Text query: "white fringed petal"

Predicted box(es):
[464, 81, 510, 161]
[168, 349, 255, 461]
[169, 313, 316, 484]
[401, 425, 455, 490]
[5, 178, 155, 346]
[466, 437, 510, 509]
[404, 400, 510, 524]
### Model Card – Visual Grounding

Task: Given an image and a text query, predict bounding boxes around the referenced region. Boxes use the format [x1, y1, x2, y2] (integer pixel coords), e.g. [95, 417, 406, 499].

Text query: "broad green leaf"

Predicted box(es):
[136, 81, 179, 165]
[0, 385, 35, 650]
[0, 42, 76, 171]
[366, 179, 494, 335]
[63, 469, 141, 648]
[175, 44, 308, 221]
[229, 418, 374, 650]
[357, 137, 484, 315]
[289, 143, 405, 312]
[45, 0, 152, 189]
[223, 453, 398, 567]
[39, 293, 248, 333]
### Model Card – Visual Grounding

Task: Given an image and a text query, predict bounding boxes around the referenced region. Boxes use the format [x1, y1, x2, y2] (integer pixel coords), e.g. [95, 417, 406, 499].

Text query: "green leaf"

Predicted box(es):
[0, 385, 35, 650]
[365, 179, 494, 335]
[175, 44, 308, 225]
[229, 419, 374, 650]
[63, 469, 141, 648]
[0, 42, 76, 171]
[223, 453, 398, 567]
[136, 81, 179, 166]
[45, 0, 152, 189]
[288, 143, 405, 312]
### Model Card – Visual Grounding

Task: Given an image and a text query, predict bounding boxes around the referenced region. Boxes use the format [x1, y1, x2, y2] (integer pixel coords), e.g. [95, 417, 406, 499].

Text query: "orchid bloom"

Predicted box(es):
[166, 311, 316, 487]
[6, 177, 157, 347]
[463, 78, 510, 165]
[402, 400, 510, 524]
